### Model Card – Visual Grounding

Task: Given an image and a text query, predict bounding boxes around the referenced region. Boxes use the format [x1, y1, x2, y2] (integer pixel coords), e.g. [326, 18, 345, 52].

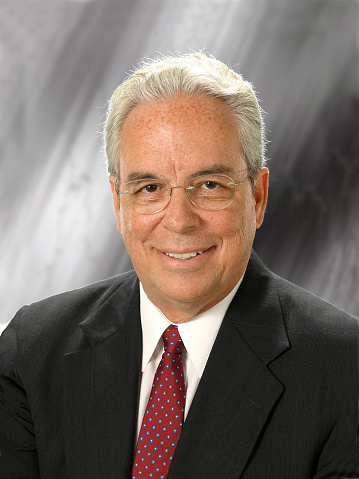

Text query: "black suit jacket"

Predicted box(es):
[1, 252, 358, 478]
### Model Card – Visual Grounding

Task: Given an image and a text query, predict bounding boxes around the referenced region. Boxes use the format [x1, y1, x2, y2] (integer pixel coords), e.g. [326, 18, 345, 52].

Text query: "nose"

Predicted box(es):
[160, 186, 200, 233]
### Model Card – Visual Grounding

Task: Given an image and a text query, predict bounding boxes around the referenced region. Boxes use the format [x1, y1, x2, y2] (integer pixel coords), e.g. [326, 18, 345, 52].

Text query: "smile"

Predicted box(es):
[165, 251, 204, 260]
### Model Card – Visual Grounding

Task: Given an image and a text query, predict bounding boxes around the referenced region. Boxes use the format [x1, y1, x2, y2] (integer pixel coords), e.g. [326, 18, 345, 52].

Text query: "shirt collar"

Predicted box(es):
[140, 276, 244, 376]
[140, 285, 171, 372]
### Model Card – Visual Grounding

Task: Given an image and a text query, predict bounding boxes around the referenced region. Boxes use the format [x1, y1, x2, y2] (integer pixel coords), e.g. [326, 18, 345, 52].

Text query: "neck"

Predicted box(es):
[141, 278, 244, 324]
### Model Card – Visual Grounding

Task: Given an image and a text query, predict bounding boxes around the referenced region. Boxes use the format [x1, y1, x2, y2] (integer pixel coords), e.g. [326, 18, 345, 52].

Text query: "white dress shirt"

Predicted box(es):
[136, 278, 243, 438]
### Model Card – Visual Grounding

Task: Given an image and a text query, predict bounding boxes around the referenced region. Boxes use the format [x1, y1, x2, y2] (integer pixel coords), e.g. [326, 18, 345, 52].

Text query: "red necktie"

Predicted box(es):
[132, 325, 186, 478]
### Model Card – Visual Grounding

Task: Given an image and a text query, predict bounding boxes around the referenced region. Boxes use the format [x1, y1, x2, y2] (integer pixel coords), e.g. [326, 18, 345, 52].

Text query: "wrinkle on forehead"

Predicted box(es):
[118, 94, 244, 180]
[123, 94, 238, 141]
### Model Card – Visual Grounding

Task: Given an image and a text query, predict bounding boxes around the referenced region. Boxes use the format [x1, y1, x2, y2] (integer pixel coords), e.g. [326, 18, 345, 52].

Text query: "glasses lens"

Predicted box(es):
[189, 175, 235, 210]
[121, 173, 244, 214]
[126, 179, 170, 214]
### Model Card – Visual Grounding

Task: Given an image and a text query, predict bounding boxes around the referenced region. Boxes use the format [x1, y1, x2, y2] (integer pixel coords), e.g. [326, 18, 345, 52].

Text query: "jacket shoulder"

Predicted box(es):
[0, 270, 139, 362]
[273, 271, 358, 351]
[248, 251, 358, 344]
[18, 269, 136, 316]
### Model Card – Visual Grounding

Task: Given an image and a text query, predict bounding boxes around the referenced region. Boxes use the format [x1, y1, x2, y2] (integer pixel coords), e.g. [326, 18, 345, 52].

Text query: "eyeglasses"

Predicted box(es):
[115, 171, 250, 215]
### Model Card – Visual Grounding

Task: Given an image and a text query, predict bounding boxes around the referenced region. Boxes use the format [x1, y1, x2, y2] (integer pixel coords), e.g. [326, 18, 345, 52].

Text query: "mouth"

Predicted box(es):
[164, 251, 204, 260]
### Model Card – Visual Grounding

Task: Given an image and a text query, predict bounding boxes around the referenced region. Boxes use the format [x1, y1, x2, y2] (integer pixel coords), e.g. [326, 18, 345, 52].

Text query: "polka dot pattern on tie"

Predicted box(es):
[132, 325, 186, 478]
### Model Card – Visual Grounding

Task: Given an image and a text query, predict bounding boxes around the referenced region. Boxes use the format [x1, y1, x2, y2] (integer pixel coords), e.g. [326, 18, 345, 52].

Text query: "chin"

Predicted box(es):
[161, 283, 216, 306]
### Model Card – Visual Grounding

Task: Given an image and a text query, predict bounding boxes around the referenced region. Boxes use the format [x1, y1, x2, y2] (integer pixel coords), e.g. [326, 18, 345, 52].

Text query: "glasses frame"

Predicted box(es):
[115, 171, 250, 215]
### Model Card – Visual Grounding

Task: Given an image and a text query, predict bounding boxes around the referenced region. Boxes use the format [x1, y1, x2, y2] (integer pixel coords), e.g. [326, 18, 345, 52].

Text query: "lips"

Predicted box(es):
[164, 251, 204, 260]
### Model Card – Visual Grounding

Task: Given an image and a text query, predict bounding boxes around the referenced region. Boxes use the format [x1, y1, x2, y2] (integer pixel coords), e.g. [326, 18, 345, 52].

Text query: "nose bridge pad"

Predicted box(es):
[167, 185, 197, 210]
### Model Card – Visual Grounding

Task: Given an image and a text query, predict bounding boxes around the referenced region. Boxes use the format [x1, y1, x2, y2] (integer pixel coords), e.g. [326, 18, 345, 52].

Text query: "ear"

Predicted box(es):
[253, 167, 269, 229]
[109, 175, 122, 233]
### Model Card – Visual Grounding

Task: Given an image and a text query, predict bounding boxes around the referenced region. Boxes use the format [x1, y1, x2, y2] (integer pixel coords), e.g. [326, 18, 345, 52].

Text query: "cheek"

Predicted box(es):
[220, 198, 257, 245]
[119, 207, 156, 243]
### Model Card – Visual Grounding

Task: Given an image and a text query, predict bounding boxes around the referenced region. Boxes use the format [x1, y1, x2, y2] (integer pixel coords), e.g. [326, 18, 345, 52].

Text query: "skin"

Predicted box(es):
[109, 94, 269, 323]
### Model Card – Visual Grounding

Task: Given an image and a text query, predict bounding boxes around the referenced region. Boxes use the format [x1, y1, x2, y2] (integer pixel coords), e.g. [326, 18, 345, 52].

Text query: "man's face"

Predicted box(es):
[110, 95, 268, 322]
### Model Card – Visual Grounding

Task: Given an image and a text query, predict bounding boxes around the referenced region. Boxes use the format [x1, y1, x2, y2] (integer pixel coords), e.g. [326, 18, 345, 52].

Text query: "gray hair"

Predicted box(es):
[104, 52, 267, 183]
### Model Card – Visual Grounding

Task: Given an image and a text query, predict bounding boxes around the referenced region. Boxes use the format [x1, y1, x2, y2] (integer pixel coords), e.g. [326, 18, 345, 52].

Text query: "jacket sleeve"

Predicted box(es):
[313, 406, 359, 478]
[313, 315, 359, 479]
[0, 309, 41, 479]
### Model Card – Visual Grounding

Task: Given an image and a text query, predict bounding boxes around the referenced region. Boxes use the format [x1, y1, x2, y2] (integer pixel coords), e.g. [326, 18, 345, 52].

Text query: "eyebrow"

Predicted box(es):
[126, 172, 161, 182]
[188, 164, 235, 178]
[125, 164, 237, 183]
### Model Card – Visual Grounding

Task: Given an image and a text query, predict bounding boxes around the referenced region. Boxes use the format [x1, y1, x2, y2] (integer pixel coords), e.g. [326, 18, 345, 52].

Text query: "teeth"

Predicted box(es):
[165, 251, 204, 260]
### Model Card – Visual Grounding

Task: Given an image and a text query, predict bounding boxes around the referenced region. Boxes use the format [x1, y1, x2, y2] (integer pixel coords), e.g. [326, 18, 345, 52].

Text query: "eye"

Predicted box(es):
[192, 176, 232, 198]
[130, 180, 167, 197]
[200, 181, 221, 190]
[141, 184, 159, 193]
[196, 179, 229, 191]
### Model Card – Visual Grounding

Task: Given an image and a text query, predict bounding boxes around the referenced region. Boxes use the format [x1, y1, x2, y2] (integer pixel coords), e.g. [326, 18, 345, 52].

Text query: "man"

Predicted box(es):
[0, 53, 357, 478]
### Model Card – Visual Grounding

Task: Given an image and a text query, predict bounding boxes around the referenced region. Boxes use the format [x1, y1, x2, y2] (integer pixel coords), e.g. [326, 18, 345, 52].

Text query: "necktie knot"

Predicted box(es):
[162, 325, 183, 355]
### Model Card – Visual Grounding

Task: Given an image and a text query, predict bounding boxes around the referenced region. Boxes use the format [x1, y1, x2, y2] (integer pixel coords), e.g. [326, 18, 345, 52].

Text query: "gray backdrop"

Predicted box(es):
[1, 0, 358, 333]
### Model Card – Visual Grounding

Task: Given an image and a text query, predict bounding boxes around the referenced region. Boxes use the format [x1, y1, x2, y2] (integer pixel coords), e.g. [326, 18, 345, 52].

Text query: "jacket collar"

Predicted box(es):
[226, 250, 290, 365]
[63, 271, 142, 479]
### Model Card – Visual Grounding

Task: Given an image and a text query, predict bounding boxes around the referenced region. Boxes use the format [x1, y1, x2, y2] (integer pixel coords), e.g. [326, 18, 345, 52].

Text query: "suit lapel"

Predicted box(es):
[168, 252, 290, 478]
[63, 272, 142, 479]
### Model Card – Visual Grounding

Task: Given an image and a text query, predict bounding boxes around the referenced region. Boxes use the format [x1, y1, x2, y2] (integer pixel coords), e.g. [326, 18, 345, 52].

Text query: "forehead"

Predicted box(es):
[118, 94, 245, 178]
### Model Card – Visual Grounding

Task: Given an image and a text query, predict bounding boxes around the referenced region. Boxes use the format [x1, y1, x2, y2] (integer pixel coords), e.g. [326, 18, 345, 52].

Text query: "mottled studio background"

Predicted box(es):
[0, 0, 358, 333]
